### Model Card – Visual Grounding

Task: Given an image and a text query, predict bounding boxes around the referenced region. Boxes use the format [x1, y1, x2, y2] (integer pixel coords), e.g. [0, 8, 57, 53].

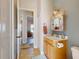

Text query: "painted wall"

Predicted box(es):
[19, 0, 36, 10]
[54, 0, 79, 59]
[27, 16, 33, 31]
[39, 0, 54, 54]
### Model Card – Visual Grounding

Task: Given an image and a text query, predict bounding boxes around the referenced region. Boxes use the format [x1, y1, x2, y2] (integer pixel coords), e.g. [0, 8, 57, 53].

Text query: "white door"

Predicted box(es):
[0, 0, 15, 59]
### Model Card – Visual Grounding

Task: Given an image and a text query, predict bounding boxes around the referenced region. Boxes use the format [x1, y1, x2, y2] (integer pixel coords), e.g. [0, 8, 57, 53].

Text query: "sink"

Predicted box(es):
[46, 36, 60, 40]
[46, 35, 67, 40]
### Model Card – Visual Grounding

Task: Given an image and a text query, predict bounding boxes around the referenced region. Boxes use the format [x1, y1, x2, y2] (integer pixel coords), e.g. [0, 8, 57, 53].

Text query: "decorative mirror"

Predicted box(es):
[51, 9, 64, 31]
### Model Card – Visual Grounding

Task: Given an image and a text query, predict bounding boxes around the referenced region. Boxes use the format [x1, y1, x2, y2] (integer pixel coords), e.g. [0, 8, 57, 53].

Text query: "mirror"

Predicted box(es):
[51, 9, 64, 31]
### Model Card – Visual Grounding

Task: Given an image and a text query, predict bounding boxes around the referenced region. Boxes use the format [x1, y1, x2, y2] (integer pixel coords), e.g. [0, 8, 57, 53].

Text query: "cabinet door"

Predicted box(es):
[48, 44, 50, 59]
[44, 40, 48, 57]
[46, 42, 49, 57]
[50, 45, 56, 59]
[55, 42, 67, 59]
[44, 40, 46, 55]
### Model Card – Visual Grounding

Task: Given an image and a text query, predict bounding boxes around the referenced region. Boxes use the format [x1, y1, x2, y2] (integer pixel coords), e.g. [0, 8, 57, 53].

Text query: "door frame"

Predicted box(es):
[18, 8, 35, 44]
[11, 0, 38, 59]
[11, 0, 15, 59]
[17, 8, 36, 59]
[17, 0, 38, 58]
[19, 9, 34, 44]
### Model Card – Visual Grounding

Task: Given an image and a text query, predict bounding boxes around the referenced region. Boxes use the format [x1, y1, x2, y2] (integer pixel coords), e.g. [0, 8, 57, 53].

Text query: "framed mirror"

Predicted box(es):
[51, 9, 64, 31]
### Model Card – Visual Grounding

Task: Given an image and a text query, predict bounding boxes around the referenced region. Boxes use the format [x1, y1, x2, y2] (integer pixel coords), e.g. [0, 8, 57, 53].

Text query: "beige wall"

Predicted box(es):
[54, 0, 79, 59]
[19, 0, 36, 10]
[39, 0, 54, 54]
[27, 16, 33, 31]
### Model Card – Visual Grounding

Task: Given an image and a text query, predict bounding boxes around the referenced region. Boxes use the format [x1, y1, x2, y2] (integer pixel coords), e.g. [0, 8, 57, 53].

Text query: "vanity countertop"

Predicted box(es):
[44, 35, 68, 41]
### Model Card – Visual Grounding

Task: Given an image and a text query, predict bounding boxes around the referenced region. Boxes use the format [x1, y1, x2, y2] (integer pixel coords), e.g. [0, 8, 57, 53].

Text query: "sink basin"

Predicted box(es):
[46, 35, 67, 40]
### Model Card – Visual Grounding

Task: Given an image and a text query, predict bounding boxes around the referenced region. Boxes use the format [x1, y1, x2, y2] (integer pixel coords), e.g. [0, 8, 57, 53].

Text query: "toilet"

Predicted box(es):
[71, 47, 79, 59]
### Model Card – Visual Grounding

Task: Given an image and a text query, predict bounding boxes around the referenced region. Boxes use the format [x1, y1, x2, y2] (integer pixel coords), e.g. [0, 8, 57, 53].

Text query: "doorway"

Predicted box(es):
[20, 10, 34, 48]
[16, 9, 34, 59]
[27, 15, 34, 46]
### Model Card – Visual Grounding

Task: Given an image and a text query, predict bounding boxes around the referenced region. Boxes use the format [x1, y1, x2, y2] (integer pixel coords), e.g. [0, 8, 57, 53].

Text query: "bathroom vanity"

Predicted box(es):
[44, 9, 68, 59]
[44, 35, 68, 59]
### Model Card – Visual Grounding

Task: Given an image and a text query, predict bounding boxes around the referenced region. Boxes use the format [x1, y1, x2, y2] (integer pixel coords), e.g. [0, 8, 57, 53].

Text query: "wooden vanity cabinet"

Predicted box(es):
[44, 37, 68, 59]
[44, 38, 55, 59]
